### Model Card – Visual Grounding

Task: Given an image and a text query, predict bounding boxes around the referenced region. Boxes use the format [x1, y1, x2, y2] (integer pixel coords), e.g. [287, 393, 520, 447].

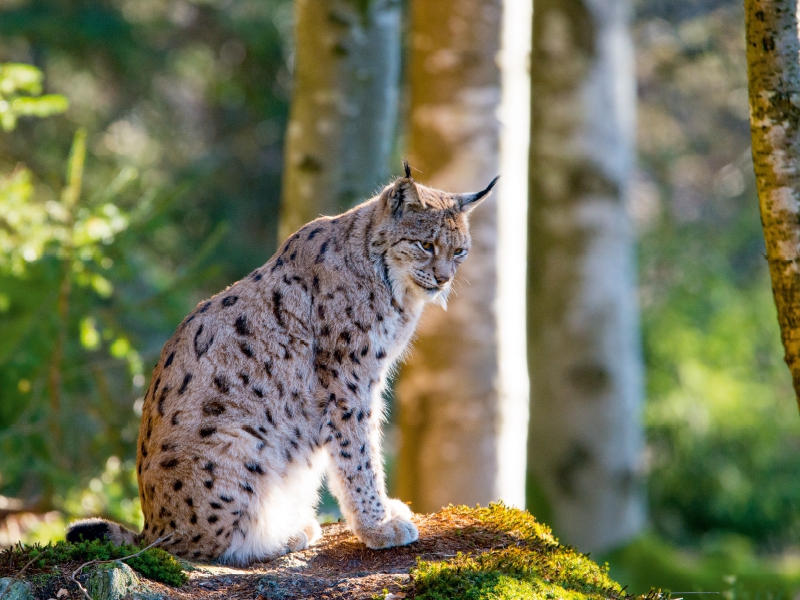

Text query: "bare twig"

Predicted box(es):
[69, 533, 174, 600]
[0, 555, 38, 600]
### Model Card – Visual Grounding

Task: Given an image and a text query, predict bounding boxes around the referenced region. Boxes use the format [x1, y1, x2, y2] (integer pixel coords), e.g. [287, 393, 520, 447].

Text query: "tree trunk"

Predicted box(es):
[396, 0, 529, 512]
[280, 0, 401, 240]
[744, 0, 800, 411]
[526, 0, 646, 552]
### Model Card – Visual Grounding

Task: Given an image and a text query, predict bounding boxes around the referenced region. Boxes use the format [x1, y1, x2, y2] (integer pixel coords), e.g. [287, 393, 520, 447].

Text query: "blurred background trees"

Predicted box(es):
[0, 0, 295, 528]
[526, 0, 646, 553]
[279, 0, 401, 240]
[395, 0, 524, 513]
[1, 0, 799, 595]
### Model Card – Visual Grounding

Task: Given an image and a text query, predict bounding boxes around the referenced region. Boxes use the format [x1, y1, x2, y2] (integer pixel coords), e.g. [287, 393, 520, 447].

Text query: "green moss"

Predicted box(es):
[0, 539, 187, 587]
[28, 572, 57, 587]
[412, 503, 635, 600]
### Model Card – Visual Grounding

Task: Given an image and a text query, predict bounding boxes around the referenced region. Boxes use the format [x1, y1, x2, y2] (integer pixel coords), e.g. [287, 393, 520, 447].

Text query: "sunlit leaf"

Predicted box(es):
[79, 317, 100, 350]
[10, 95, 69, 118]
[90, 274, 113, 298]
[109, 337, 131, 358]
[0, 63, 43, 96]
[62, 129, 86, 208]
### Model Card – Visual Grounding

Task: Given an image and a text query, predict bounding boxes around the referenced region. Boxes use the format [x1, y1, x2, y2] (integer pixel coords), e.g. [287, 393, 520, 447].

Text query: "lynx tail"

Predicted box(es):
[66, 518, 141, 546]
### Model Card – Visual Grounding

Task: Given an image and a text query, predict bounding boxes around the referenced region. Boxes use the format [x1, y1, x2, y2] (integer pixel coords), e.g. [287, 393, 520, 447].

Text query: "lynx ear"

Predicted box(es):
[387, 161, 425, 216]
[454, 175, 500, 214]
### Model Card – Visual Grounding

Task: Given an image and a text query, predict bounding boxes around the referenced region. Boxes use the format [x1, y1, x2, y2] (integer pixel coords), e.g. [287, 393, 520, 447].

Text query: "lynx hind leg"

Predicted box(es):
[287, 520, 323, 552]
[219, 502, 321, 565]
[218, 455, 326, 565]
[303, 519, 323, 545]
[219, 505, 321, 565]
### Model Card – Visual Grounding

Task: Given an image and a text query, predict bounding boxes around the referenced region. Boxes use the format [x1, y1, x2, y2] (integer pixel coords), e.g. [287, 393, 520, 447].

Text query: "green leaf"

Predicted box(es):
[0, 63, 42, 96]
[80, 317, 101, 350]
[62, 128, 87, 209]
[9, 94, 69, 118]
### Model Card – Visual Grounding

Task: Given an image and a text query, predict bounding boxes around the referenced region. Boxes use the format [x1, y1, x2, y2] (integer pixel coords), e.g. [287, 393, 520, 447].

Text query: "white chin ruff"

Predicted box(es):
[430, 286, 450, 309]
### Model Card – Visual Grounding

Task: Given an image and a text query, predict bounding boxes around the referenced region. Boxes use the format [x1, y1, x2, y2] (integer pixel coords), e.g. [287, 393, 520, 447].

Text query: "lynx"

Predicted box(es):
[67, 163, 497, 565]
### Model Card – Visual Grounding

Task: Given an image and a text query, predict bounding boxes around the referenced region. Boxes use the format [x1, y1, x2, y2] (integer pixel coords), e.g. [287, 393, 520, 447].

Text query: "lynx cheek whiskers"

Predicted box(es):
[67, 161, 497, 566]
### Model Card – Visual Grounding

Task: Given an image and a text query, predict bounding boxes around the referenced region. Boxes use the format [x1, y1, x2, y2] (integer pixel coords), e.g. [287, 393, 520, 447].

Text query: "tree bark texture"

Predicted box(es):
[526, 0, 646, 552]
[745, 0, 800, 411]
[280, 0, 401, 240]
[396, 0, 528, 512]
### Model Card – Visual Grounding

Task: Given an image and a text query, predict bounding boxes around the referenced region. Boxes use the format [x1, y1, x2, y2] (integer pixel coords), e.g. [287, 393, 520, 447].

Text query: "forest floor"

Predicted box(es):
[0, 509, 506, 599]
[1, 505, 633, 600]
[152, 510, 468, 600]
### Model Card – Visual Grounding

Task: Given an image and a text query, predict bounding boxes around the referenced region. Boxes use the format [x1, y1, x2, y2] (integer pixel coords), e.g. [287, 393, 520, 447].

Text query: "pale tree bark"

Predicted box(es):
[280, 0, 401, 240]
[526, 0, 646, 552]
[396, 0, 529, 512]
[745, 0, 800, 411]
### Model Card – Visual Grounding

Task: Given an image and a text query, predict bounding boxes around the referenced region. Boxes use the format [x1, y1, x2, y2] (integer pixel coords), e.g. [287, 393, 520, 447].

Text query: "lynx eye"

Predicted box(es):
[454, 248, 465, 256]
[418, 241, 434, 253]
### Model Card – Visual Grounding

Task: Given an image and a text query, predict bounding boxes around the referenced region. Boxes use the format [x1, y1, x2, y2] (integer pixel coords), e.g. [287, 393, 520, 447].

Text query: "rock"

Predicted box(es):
[0, 578, 34, 600]
[86, 563, 163, 600]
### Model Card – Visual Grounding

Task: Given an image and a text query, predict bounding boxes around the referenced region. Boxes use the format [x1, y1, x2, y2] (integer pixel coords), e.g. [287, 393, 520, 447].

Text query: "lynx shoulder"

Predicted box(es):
[67, 165, 497, 565]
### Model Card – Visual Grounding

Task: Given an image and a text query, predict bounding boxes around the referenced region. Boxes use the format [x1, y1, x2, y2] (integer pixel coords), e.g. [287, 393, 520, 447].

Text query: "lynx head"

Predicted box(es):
[374, 160, 498, 308]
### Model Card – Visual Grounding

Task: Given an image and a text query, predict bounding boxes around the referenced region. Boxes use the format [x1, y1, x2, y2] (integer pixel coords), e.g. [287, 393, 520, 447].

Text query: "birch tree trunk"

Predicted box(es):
[396, 0, 529, 512]
[280, 0, 401, 240]
[744, 0, 800, 411]
[526, 0, 646, 552]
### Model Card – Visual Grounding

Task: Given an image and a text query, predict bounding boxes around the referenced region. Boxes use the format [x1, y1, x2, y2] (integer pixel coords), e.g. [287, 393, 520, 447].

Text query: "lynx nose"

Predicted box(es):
[433, 263, 455, 286]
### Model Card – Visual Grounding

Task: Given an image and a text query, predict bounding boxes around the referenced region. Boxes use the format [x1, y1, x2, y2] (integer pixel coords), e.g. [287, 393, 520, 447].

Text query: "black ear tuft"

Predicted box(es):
[403, 158, 412, 179]
[456, 175, 500, 214]
[66, 520, 112, 543]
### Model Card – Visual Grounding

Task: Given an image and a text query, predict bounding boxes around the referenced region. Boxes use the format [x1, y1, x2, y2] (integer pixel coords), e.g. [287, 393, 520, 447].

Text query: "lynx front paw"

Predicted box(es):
[357, 515, 418, 550]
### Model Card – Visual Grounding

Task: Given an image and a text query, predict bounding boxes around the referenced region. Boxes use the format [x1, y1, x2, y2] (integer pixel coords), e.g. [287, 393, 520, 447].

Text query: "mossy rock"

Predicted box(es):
[0, 578, 34, 600]
[0, 539, 187, 588]
[410, 504, 631, 599]
[86, 562, 164, 600]
[250, 503, 639, 599]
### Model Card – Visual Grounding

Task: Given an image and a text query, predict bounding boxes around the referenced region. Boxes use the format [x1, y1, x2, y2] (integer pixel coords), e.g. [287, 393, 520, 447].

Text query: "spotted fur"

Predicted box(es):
[67, 168, 496, 565]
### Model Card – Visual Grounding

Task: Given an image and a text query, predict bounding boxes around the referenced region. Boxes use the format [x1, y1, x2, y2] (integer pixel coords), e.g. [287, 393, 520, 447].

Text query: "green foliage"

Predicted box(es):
[413, 504, 630, 600]
[60, 457, 143, 531]
[0, 0, 292, 284]
[633, 3, 800, 550]
[0, 113, 146, 506]
[604, 534, 800, 598]
[0, 539, 187, 587]
[0, 63, 68, 131]
[0, 0, 292, 519]
[643, 271, 800, 545]
[0, 61, 204, 512]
